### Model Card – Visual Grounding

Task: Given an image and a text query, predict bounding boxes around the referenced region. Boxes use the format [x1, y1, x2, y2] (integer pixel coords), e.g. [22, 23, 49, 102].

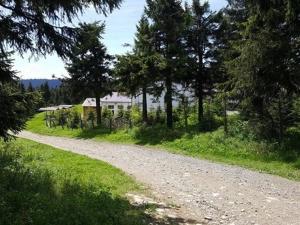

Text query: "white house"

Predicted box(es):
[82, 92, 132, 119]
[82, 87, 195, 120]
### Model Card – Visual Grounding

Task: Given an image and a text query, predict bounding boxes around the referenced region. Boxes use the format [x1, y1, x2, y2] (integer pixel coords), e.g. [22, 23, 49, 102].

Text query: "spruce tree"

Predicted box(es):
[145, 0, 186, 128]
[66, 23, 113, 126]
[184, 0, 218, 129]
[224, 0, 300, 139]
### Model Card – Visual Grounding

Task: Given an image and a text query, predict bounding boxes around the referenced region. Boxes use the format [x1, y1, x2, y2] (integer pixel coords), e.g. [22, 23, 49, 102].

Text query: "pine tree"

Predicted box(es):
[19, 83, 26, 93]
[66, 23, 113, 126]
[42, 82, 51, 105]
[145, 0, 186, 128]
[184, 0, 218, 129]
[224, 0, 300, 139]
[27, 82, 34, 92]
[0, 53, 41, 139]
[115, 15, 164, 123]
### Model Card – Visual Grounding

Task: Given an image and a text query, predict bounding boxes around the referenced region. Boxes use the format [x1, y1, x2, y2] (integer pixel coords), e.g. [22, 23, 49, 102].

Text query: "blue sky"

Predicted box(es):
[15, 0, 227, 79]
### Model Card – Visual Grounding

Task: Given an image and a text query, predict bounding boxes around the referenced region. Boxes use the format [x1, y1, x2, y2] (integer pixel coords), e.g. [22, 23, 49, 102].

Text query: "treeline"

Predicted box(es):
[1, 0, 300, 143]
[111, 0, 300, 141]
[19, 81, 84, 107]
[63, 0, 300, 141]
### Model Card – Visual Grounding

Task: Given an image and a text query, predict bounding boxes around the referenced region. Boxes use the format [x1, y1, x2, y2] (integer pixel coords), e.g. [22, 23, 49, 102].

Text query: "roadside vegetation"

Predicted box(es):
[26, 107, 300, 181]
[0, 138, 152, 225]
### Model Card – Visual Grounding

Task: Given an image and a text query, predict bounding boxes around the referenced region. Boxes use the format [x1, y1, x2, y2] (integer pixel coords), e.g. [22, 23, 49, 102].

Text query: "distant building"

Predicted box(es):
[38, 105, 73, 112]
[82, 87, 195, 120]
[82, 92, 132, 120]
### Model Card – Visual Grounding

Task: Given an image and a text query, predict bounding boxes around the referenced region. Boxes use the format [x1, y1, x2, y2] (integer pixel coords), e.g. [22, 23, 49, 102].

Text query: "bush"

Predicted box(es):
[87, 111, 96, 128]
[227, 116, 256, 140]
[102, 107, 113, 120]
[68, 109, 81, 129]
[130, 105, 142, 126]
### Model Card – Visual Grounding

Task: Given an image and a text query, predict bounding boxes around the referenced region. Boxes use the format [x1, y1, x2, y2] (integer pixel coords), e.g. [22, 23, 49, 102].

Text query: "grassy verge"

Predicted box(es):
[0, 138, 149, 225]
[26, 112, 300, 181]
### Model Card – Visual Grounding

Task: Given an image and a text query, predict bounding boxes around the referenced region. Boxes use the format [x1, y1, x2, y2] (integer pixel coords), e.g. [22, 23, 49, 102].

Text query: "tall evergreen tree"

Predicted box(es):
[184, 0, 218, 129]
[66, 23, 113, 126]
[224, 0, 300, 139]
[145, 0, 186, 128]
[0, 53, 40, 139]
[27, 82, 34, 92]
[115, 15, 164, 123]
[42, 82, 51, 105]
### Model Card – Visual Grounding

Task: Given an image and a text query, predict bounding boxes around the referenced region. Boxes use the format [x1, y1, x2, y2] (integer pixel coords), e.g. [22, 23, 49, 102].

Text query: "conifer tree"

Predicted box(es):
[66, 23, 113, 126]
[145, 0, 186, 128]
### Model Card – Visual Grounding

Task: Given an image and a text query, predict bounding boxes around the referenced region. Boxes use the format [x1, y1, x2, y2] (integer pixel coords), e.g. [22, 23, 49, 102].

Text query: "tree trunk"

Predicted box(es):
[142, 86, 148, 123]
[95, 93, 101, 126]
[165, 75, 173, 129]
[183, 96, 188, 131]
[197, 47, 204, 130]
[198, 88, 204, 129]
[278, 96, 283, 142]
[223, 94, 228, 135]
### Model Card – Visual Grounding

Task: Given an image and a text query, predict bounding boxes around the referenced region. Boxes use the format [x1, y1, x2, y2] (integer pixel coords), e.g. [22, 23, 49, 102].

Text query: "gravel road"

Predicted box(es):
[19, 131, 300, 225]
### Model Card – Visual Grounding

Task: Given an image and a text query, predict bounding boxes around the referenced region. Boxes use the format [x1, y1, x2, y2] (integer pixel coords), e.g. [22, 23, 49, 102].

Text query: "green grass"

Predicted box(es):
[0, 138, 150, 225]
[26, 112, 300, 181]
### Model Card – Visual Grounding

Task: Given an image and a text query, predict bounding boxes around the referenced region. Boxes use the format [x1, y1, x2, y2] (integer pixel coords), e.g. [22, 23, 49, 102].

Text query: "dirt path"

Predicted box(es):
[18, 131, 300, 225]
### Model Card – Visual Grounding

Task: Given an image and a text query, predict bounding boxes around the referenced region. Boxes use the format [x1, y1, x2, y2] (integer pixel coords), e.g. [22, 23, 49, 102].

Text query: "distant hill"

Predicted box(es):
[21, 79, 61, 89]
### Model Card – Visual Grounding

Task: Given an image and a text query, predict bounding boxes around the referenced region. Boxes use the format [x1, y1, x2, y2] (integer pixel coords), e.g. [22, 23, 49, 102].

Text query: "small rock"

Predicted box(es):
[204, 216, 213, 221]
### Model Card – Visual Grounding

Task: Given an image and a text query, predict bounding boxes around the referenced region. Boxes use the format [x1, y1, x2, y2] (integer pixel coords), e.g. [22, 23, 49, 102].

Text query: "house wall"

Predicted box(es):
[82, 106, 96, 121]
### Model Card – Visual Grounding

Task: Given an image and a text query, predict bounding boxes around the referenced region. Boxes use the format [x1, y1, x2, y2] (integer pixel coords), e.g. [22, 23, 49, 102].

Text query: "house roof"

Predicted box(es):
[38, 105, 73, 112]
[82, 92, 131, 107]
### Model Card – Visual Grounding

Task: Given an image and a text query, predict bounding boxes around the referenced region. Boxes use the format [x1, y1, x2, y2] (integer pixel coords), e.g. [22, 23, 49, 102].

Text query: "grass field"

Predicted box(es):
[26, 112, 300, 181]
[0, 138, 150, 225]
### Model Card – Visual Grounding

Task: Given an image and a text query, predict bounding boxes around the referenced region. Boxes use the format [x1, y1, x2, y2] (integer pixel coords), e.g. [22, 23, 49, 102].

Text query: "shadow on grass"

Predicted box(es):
[73, 124, 197, 145]
[0, 144, 197, 225]
[75, 126, 113, 139]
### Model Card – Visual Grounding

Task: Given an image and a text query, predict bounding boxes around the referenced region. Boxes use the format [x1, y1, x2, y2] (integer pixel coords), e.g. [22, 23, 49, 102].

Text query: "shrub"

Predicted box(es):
[87, 111, 96, 128]
[130, 105, 142, 126]
[102, 107, 113, 119]
[227, 116, 256, 140]
[68, 109, 80, 129]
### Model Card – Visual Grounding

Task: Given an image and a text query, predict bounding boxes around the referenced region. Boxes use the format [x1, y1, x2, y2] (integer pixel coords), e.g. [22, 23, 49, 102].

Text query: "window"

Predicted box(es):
[108, 105, 114, 109]
[127, 105, 132, 110]
[118, 105, 124, 110]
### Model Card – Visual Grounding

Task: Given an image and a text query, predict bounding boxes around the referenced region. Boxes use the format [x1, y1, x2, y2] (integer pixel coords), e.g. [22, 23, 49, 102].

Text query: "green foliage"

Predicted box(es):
[88, 111, 96, 128]
[0, 139, 146, 225]
[102, 107, 113, 120]
[130, 105, 142, 125]
[65, 22, 113, 126]
[227, 116, 256, 140]
[68, 109, 81, 129]
[222, 0, 300, 140]
[57, 110, 68, 128]
[0, 83, 41, 140]
[0, 0, 122, 58]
